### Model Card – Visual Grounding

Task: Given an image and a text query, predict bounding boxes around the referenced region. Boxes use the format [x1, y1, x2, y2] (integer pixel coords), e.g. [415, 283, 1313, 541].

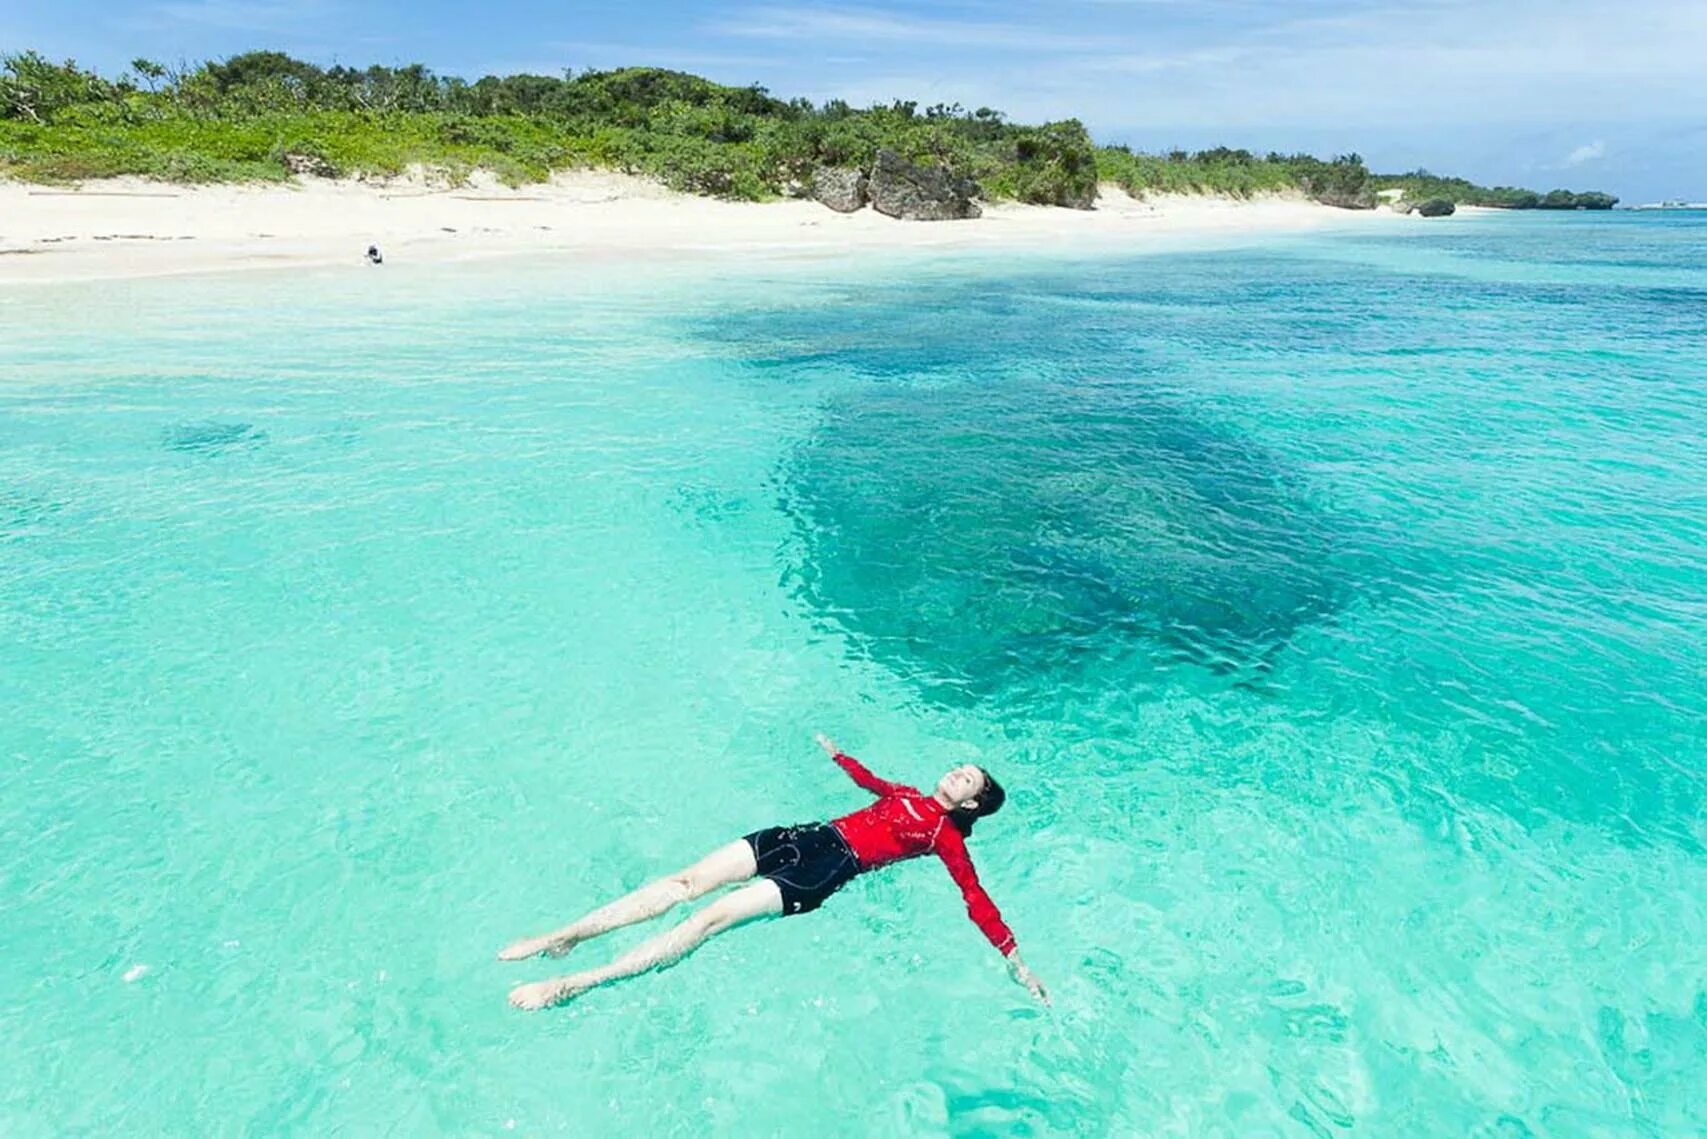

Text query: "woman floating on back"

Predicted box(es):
[500, 734, 1048, 1009]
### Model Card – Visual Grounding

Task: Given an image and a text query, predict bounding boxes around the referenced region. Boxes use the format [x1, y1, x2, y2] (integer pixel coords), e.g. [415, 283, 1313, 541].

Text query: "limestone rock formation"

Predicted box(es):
[1311, 188, 1378, 210]
[811, 166, 868, 213]
[867, 149, 981, 220]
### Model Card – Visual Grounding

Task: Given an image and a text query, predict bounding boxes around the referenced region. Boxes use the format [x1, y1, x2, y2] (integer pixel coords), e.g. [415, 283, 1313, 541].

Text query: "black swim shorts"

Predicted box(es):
[744, 822, 861, 915]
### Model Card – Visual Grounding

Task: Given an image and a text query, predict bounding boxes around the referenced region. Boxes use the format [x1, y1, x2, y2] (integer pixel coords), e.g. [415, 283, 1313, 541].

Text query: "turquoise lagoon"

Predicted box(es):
[1, 211, 1703, 1135]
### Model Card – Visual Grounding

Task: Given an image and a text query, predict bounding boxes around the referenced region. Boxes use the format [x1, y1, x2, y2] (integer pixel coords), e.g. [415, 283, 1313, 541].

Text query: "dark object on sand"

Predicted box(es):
[366, 244, 383, 264]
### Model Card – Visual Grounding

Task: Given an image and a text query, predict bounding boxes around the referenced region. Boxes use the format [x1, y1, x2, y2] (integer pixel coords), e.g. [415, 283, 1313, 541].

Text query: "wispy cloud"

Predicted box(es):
[546, 41, 775, 72]
[1074, 44, 1251, 75]
[927, 0, 1701, 128]
[713, 6, 1114, 52]
[1565, 140, 1606, 165]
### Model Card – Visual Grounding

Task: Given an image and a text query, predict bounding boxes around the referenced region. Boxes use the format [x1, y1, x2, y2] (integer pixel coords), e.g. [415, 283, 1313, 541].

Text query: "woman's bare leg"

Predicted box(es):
[509, 880, 783, 1010]
[498, 840, 758, 961]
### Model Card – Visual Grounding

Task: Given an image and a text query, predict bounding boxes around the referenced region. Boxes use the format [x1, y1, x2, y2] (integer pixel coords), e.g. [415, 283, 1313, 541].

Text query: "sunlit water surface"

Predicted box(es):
[2, 211, 1703, 1136]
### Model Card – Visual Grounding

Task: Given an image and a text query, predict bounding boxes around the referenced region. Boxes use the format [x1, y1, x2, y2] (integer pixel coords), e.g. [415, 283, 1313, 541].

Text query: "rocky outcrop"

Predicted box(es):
[1059, 182, 1097, 211]
[811, 166, 868, 213]
[282, 151, 336, 178]
[1311, 188, 1378, 210]
[867, 149, 981, 220]
[1390, 196, 1454, 216]
[806, 150, 981, 220]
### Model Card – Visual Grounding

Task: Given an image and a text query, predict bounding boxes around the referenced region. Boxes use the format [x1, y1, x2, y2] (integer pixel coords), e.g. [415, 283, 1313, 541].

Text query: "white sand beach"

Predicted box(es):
[0, 169, 1409, 284]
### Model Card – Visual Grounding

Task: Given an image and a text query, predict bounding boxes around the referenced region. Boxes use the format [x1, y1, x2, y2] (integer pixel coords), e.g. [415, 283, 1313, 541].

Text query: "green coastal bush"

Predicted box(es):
[980, 120, 1099, 208]
[1373, 169, 1617, 209]
[1097, 146, 1377, 207]
[0, 50, 1616, 210]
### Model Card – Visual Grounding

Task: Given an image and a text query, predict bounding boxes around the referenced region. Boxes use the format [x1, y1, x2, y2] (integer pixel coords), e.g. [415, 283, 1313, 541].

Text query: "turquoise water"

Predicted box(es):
[2, 211, 1703, 1135]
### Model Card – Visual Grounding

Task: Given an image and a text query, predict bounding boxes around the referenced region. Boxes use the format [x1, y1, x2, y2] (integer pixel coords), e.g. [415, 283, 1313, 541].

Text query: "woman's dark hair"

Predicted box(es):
[947, 768, 1006, 836]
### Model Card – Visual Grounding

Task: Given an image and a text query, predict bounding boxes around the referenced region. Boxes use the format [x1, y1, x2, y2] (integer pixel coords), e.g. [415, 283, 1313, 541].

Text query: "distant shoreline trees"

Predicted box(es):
[0, 50, 1617, 210]
[1371, 169, 1617, 210]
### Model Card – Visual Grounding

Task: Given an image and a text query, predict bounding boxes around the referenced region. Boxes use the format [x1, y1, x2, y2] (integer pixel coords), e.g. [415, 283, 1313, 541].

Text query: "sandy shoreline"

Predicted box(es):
[0, 170, 1412, 284]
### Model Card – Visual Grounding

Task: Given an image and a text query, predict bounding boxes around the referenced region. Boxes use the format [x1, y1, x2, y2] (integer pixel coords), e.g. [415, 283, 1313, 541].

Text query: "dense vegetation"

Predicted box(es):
[1100, 146, 1380, 207]
[1372, 170, 1618, 210]
[0, 50, 1104, 202]
[0, 50, 1616, 210]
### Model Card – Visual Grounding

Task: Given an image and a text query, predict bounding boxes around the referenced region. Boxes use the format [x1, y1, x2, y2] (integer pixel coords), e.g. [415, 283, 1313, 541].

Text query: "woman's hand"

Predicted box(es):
[1007, 953, 1051, 1006]
[814, 733, 840, 758]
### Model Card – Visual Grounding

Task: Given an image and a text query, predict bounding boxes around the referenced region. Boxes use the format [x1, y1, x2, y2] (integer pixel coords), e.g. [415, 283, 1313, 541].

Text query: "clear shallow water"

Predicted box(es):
[1, 212, 1703, 1135]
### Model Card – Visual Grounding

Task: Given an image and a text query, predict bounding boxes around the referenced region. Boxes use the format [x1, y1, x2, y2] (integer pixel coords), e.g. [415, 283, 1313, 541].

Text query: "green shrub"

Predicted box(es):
[1370, 170, 1617, 209]
[2, 52, 123, 123]
[981, 120, 1097, 207]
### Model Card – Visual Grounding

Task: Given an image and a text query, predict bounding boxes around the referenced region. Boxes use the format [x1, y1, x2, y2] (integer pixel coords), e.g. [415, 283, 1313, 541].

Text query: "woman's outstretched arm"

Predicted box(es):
[935, 827, 1049, 1004]
[815, 733, 906, 796]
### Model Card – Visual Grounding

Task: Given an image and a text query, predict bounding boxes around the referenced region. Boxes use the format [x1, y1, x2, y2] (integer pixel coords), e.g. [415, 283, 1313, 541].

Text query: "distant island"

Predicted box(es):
[1, 50, 1618, 212]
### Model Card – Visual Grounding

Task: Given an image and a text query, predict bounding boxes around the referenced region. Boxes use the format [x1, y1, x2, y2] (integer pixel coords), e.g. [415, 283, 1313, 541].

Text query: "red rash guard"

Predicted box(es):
[829, 752, 1017, 957]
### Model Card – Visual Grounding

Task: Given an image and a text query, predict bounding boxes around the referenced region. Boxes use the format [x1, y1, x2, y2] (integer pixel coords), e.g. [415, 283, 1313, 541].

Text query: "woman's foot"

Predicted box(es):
[508, 978, 586, 1011]
[497, 933, 576, 961]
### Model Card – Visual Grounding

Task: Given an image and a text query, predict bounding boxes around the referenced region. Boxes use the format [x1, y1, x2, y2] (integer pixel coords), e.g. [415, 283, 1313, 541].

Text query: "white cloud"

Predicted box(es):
[714, 6, 1115, 52]
[742, 0, 1705, 135]
[545, 41, 776, 72]
[1565, 140, 1606, 165]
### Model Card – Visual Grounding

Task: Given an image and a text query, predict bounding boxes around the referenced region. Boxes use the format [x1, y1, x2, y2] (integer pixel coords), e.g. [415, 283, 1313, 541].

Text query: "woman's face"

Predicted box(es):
[936, 764, 986, 808]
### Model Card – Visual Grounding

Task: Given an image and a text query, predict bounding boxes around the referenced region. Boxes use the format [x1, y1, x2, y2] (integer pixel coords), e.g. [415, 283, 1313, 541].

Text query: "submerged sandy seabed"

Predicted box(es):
[0, 169, 1419, 284]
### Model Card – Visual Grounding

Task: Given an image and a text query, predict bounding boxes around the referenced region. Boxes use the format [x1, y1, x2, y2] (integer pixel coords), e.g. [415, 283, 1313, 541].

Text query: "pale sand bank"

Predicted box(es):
[0, 169, 1412, 284]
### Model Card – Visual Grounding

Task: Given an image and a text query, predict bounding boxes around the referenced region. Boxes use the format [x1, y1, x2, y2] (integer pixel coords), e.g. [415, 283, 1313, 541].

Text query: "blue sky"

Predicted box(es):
[8, 0, 1704, 201]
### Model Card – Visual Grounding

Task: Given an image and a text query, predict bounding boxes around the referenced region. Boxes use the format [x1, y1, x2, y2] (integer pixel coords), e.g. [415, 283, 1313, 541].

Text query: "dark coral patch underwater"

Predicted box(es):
[780, 374, 1374, 703]
[690, 267, 1414, 705]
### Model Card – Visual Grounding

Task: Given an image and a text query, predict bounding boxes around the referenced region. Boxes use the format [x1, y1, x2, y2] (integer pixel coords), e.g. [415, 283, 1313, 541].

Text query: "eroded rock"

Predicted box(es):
[867, 149, 981, 221]
[812, 166, 869, 213]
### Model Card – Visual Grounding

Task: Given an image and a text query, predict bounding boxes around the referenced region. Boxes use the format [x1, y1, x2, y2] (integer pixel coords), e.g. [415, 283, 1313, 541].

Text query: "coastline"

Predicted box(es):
[0, 170, 1413, 285]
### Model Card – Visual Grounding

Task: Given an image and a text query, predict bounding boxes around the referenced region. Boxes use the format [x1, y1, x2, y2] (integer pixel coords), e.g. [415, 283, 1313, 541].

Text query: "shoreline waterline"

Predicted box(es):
[0, 171, 1427, 285]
